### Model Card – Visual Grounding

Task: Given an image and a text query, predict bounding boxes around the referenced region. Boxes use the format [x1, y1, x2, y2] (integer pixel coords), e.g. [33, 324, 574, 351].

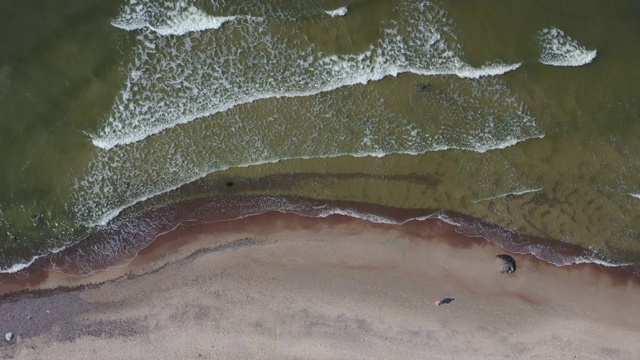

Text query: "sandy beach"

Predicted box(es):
[1, 212, 639, 359]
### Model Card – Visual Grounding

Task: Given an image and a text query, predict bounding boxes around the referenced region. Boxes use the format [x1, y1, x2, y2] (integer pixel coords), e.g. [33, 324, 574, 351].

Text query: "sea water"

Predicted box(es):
[1, 0, 639, 274]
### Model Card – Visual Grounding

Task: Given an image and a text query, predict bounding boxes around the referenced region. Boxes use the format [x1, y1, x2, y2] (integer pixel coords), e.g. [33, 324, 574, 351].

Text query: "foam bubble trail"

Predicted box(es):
[0, 245, 68, 274]
[441, 212, 632, 269]
[537, 27, 597, 67]
[92, 0, 522, 149]
[325, 7, 348, 17]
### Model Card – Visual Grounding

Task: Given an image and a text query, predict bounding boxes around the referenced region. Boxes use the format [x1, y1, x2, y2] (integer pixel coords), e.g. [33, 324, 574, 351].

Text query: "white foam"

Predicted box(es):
[428, 213, 463, 227]
[79, 68, 542, 228]
[325, 7, 348, 17]
[569, 256, 633, 267]
[0, 245, 68, 274]
[79, 152, 473, 227]
[74, 0, 543, 235]
[92, 53, 523, 150]
[273, 205, 635, 270]
[282, 204, 636, 269]
[412, 61, 522, 79]
[81, 130, 539, 228]
[538, 27, 597, 67]
[447, 214, 635, 269]
[111, 1, 254, 35]
[150, 14, 240, 36]
[473, 187, 543, 203]
[91, 57, 522, 150]
[508, 245, 633, 268]
[93, 0, 524, 150]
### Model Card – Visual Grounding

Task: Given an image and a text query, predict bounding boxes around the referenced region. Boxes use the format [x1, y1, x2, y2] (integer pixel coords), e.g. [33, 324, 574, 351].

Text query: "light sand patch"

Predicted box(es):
[2, 213, 639, 359]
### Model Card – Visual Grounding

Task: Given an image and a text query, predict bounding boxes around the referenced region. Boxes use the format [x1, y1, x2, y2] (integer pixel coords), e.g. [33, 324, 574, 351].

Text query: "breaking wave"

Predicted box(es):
[111, 0, 258, 35]
[473, 187, 543, 203]
[537, 27, 597, 67]
[93, 0, 522, 149]
[325, 7, 348, 17]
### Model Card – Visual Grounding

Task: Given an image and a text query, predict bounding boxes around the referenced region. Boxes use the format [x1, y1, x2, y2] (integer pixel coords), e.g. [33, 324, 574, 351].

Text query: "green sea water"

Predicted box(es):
[1, 0, 640, 272]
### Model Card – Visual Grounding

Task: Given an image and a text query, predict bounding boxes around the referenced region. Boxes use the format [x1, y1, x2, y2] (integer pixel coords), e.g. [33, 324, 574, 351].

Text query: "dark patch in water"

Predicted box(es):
[526, 192, 564, 207]
[417, 82, 432, 93]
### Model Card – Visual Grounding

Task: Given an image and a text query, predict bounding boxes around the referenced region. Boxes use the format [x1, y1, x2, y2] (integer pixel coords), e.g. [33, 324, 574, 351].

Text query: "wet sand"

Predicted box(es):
[1, 212, 639, 359]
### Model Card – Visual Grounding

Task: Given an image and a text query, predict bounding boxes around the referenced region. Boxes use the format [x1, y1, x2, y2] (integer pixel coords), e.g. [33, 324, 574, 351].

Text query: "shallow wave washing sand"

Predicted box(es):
[472, 187, 543, 203]
[2, 196, 630, 276]
[111, 3, 255, 35]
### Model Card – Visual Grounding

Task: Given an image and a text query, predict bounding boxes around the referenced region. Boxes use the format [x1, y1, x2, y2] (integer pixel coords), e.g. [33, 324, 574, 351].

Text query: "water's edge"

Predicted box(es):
[4, 194, 637, 279]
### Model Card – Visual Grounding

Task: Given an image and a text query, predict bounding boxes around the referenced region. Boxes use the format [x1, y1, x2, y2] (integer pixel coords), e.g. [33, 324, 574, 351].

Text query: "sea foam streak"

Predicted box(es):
[92, 0, 521, 149]
[473, 187, 543, 203]
[325, 7, 348, 17]
[111, 0, 254, 35]
[0, 245, 68, 273]
[537, 27, 597, 67]
[444, 211, 631, 269]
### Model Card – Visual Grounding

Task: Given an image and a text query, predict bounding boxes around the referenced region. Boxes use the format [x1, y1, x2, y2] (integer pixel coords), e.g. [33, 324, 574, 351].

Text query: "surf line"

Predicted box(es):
[90, 60, 523, 150]
[472, 187, 543, 203]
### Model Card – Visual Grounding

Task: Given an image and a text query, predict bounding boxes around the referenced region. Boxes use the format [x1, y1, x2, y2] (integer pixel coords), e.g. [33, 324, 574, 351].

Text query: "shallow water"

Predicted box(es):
[1, 0, 640, 273]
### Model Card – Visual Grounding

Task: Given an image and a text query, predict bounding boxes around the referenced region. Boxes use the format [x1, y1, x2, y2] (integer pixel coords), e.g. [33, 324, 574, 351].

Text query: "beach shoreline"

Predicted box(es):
[4, 194, 634, 281]
[1, 211, 639, 359]
[3, 1, 640, 358]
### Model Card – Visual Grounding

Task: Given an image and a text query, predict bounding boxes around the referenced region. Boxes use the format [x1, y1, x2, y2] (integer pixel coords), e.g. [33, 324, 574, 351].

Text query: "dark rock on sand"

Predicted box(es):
[496, 254, 516, 274]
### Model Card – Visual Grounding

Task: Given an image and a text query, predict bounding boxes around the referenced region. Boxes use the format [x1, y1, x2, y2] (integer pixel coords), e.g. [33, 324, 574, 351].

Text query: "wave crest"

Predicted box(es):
[325, 7, 348, 17]
[94, 0, 522, 150]
[537, 27, 597, 67]
[111, 0, 256, 35]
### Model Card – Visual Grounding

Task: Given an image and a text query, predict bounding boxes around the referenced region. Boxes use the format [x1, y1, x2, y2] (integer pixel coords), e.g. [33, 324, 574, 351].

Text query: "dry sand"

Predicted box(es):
[1, 212, 639, 359]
